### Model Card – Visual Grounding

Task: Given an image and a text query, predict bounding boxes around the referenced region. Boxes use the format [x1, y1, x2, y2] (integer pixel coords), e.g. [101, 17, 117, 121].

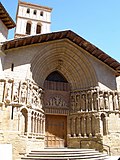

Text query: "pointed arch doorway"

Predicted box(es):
[43, 71, 70, 148]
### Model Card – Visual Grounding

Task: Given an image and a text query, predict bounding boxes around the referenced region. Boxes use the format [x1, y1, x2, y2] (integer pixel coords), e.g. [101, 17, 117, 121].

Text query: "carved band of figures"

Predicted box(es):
[70, 89, 120, 112]
[46, 95, 67, 108]
[0, 79, 43, 110]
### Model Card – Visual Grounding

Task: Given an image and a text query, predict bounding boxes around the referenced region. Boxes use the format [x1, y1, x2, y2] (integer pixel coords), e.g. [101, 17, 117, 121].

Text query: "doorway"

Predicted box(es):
[45, 115, 67, 148]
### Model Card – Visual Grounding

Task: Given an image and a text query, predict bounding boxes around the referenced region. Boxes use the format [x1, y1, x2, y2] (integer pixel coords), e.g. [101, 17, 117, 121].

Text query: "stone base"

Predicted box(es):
[67, 137, 103, 152]
[0, 131, 45, 160]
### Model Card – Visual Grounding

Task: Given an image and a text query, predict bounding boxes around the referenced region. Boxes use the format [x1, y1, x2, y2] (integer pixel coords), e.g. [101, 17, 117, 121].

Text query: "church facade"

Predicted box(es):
[0, 1, 120, 160]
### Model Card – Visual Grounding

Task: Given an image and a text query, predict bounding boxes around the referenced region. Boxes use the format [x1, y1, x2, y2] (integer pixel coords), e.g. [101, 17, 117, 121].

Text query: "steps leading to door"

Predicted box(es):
[21, 148, 109, 160]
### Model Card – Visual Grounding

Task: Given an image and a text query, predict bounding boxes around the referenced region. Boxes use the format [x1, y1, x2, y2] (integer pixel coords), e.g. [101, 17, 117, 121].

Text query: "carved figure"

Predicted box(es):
[47, 95, 67, 107]
[20, 82, 27, 103]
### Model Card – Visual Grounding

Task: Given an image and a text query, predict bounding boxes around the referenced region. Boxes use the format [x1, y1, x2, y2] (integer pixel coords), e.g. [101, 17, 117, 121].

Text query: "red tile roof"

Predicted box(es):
[0, 2, 16, 29]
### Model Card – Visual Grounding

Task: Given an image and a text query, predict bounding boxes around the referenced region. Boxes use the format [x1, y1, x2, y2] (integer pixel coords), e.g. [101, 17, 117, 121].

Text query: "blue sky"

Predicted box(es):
[1, 0, 120, 62]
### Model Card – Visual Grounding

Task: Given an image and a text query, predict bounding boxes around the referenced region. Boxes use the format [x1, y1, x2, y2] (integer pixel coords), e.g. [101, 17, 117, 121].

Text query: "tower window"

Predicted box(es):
[26, 22, 31, 35]
[27, 8, 30, 14]
[33, 10, 37, 15]
[36, 24, 41, 34]
[40, 11, 43, 16]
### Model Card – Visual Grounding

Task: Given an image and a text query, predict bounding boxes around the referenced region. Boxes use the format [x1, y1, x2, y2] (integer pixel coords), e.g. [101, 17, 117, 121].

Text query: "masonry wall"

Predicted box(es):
[3, 40, 117, 90]
[85, 50, 117, 90]
[2, 39, 119, 158]
[0, 84, 45, 160]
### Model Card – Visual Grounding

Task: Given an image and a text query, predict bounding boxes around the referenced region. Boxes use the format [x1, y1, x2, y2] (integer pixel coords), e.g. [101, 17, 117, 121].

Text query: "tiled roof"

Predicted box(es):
[0, 2, 16, 29]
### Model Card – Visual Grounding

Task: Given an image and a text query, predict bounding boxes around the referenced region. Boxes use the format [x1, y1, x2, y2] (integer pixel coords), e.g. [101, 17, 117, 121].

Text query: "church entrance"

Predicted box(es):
[45, 115, 67, 148]
[43, 71, 70, 148]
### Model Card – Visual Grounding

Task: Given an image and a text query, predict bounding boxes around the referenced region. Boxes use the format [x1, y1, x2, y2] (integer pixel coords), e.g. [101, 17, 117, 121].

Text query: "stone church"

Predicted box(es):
[0, 1, 120, 159]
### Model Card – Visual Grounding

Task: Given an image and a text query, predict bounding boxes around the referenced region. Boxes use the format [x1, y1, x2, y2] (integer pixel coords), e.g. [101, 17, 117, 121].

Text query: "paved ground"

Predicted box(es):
[108, 156, 120, 160]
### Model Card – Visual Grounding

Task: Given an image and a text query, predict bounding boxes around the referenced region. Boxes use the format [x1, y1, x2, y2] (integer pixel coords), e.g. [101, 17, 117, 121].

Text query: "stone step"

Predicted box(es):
[29, 151, 100, 155]
[28, 152, 106, 157]
[21, 148, 109, 160]
[24, 157, 107, 159]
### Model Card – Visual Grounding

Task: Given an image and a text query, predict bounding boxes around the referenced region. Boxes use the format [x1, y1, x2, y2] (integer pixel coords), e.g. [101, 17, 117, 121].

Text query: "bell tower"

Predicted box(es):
[14, 0, 52, 38]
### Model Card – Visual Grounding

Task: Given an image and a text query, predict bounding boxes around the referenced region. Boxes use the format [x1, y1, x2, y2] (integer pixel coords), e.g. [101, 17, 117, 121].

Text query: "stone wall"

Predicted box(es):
[0, 78, 45, 160]
[68, 137, 103, 153]
[68, 89, 120, 155]
[0, 131, 44, 160]
[4, 40, 117, 90]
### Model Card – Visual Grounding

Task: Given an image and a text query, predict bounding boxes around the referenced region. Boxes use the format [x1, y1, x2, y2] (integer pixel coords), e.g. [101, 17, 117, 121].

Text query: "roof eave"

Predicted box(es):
[0, 2, 16, 29]
[2, 30, 120, 75]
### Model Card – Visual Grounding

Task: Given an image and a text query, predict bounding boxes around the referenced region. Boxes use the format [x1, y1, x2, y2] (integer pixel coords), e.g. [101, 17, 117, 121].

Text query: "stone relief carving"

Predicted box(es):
[70, 89, 120, 112]
[1, 78, 120, 113]
[46, 95, 67, 107]
[0, 79, 43, 110]
[5, 80, 13, 103]
[13, 82, 20, 102]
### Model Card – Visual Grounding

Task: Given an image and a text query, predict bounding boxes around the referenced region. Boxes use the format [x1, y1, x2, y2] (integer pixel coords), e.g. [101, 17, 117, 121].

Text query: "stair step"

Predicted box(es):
[29, 151, 100, 155]
[21, 156, 108, 160]
[21, 148, 109, 160]
[27, 153, 106, 157]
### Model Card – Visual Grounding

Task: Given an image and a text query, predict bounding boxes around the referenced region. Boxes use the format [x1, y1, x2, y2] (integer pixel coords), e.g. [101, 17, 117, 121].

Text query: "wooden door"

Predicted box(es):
[45, 115, 67, 148]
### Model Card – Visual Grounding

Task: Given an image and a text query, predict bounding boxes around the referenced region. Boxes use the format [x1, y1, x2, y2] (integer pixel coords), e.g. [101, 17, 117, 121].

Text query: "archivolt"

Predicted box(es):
[31, 40, 98, 90]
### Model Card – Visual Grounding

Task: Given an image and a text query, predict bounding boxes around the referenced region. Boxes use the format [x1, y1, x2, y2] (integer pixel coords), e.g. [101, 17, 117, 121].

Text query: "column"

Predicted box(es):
[85, 92, 88, 112]
[115, 92, 119, 110]
[75, 117, 78, 136]
[35, 115, 38, 134]
[37, 116, 39, 133]
[86, 114, 92, 137]
[18, 112, 22, 132]
[91, 114, 95, 136]
[42, 117, 45, 135]
[40, 117, 42, 135]
[83, 114, 87, 137]
[118, 92, 120, 111]
[37, 116, 40, 133]
[67, 117, 71, 137]
[33, 114, 36, 134]
[78, 116, 81, 137]
[97, 90, 100, 111]
[91, 91, 94, 111]
[33, 114, 35, 134]
[72, 117, 76, 137]
[27, 111, 31, 134]
[31, 114, 33, 133]
[95, 114, 101, 137]
[81, 114, 86, 137]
